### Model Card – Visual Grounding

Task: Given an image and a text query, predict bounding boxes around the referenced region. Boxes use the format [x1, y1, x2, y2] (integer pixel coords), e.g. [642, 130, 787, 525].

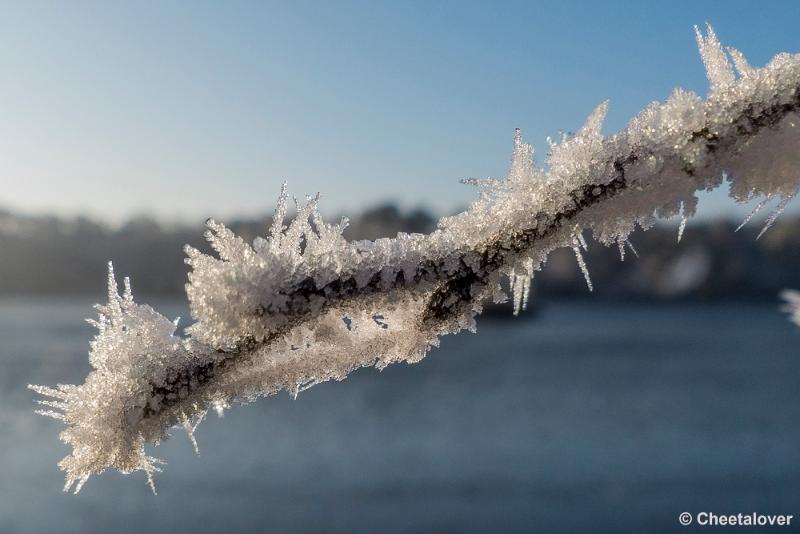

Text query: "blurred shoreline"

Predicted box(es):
[2, 204, 799, 300]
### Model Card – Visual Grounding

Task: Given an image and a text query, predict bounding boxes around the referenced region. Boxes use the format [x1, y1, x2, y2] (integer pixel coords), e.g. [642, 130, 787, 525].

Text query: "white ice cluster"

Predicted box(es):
[32, 25, 800, 492]
[781, 290, 800, 327]
[30, 265, 202, 493]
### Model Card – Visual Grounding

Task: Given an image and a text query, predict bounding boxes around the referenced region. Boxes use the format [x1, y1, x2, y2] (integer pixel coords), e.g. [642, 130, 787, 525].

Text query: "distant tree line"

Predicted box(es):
[1, 204, 799, 300]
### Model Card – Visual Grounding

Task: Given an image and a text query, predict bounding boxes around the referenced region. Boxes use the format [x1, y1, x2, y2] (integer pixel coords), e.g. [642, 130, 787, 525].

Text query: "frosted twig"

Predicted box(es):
[31, 24, 800, 492]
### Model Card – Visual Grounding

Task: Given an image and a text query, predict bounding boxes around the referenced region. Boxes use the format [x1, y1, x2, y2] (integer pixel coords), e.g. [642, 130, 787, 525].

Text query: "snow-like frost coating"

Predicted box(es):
[32, 24, 800, 492]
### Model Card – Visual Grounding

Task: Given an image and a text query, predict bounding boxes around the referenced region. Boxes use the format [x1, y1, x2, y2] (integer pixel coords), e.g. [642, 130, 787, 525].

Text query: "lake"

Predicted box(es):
[1, 297, 798, 533]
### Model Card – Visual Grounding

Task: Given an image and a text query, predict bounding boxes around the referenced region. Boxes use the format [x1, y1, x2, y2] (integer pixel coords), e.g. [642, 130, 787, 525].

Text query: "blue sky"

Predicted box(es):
[1, 1, 799, 223]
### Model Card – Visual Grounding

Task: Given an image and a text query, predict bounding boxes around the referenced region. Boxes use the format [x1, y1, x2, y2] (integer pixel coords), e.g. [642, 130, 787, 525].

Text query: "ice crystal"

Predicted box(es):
[572, 239, 593, 292]
[32, 25, 800, 492]
[736, 195, 771, 232]
[757, 191, 798, 239]
[677, 216, 688, 243]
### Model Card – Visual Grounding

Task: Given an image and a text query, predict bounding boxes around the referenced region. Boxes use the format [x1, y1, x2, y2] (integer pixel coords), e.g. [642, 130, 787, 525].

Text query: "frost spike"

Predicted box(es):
[695, 23, 735, 91]
[735, 196, 771, 232]
[677, 202, 687, 243]
[34, 409, 66, 421]
[757, 191, 797, 240]
[71, 474, 90, 494]
[727, 46, 754, 78]
[122, 277, 133, 302]
[180, 412, 200, 456]
[508, 128, 535, 184]
[575, 230, 588, 251]
[269, 182, 289, 244]
[626, 240, 639, 259]
[573, 239, 593, 292]
[577, 100, 608, 138]
[521, 276, 532, 312]
[106, 262, 121, 323]
[510, 271, 523, 315]
[28, 384, 67, 399]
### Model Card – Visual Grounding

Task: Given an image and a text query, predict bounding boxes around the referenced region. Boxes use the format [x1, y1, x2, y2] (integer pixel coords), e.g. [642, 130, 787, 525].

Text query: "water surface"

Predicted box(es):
[1, 298, 798, 533]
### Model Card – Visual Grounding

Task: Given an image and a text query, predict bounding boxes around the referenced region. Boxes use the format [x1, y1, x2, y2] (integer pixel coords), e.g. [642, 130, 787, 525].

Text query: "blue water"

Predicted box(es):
[1, 298, 799, 533]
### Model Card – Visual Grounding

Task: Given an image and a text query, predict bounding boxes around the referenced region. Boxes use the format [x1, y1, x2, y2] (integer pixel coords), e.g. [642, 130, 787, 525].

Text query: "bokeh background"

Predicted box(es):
[2, 1, 800, 532]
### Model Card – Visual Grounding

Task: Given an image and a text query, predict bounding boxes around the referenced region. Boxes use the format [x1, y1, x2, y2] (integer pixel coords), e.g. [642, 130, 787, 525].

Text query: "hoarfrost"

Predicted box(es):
[32, 25, 800, 491]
